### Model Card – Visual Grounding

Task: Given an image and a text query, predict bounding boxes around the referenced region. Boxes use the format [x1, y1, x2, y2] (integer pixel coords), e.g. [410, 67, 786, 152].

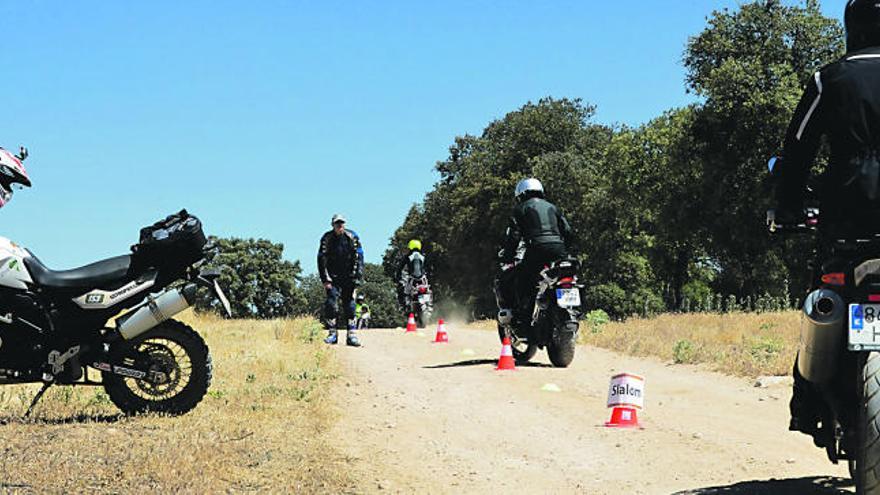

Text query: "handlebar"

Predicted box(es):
[767, 208, 819, 235]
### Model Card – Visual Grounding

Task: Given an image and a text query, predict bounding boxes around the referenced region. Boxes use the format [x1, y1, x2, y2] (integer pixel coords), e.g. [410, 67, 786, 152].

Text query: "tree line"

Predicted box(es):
[383, 0, 842, 319]
[194, 1, 844, 322]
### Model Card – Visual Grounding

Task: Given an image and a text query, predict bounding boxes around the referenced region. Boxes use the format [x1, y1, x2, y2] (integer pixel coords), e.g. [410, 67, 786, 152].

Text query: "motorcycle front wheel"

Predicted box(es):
[856, 352, 880, 494]
[103, 319, 212, 416]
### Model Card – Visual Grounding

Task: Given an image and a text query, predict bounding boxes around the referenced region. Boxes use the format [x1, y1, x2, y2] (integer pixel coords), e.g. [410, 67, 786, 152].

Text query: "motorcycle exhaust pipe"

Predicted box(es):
[116, 284, 198, 340]
[797, 288, 846, 385]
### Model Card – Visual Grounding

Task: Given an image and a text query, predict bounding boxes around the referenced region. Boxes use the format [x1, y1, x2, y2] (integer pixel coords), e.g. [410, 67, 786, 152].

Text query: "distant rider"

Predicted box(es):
[497, 178, 572, 328]
[397, 239, 427, 309]
[317, 214, 364, 346]
[773, 0, 880, 438]
[354, 293, 371, 329]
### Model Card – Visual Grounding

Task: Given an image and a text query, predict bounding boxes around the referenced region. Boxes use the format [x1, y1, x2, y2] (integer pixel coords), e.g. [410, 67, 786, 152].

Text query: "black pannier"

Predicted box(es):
[132, 209, 207, 267]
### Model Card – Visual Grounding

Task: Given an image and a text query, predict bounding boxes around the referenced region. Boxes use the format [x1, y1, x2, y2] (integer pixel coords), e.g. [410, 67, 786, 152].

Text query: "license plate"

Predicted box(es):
[214, 280, 233, 317]
[556, 288, 581, 308]
[418, 294, 432, 304]
[849, 304, 880, 350]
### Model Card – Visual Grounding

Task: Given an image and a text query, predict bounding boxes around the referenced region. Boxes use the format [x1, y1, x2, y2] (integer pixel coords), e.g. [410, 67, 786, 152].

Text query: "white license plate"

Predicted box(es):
[418, 294, 432, 304]
[849, 304, 880, 350]
[556, 288, 581, 308]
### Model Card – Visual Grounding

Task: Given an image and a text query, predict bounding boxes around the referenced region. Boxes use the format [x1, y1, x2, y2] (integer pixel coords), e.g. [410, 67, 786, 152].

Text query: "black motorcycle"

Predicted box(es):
[0, 209, 230, 416]
[768, 156, 880, 493]
[402, 275, 433, 328]
[495, 257, 583, 367]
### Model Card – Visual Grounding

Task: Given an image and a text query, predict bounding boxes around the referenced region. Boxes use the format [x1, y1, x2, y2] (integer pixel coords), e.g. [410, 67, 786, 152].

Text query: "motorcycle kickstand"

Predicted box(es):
[24, 382, 53, 418]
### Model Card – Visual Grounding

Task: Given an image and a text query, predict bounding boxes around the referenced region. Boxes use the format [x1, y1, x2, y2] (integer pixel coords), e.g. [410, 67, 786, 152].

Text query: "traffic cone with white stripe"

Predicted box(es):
[405, 313, 417, 333]
[605, 407, 640, 428]
[496, 337, 516, 371]
[433, 319, 449, 343]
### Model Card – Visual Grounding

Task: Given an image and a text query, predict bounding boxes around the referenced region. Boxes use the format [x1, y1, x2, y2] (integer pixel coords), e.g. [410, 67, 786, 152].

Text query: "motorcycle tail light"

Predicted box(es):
[559, 277, 574, 284]
[418, 287, 428, 294]
[870, 294, 880, 303]
[821, 272, 846, 286]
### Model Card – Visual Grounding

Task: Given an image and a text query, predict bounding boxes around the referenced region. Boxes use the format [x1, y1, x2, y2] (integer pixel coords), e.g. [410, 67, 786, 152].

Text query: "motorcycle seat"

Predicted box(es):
[24, 252, 134, 289]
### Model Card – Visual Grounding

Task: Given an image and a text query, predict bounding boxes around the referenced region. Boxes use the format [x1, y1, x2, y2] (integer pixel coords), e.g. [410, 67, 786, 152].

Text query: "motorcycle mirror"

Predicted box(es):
[767, 156, 779, 174]
[16, 147, 28, 162]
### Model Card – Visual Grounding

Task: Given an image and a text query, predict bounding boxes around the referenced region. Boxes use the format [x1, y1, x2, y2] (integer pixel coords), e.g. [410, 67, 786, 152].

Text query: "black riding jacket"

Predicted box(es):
[778, 46, 880, 233]
[501, 196, 572, 263]
[317, 229, 364, 284]
[397, 251, 426, 284]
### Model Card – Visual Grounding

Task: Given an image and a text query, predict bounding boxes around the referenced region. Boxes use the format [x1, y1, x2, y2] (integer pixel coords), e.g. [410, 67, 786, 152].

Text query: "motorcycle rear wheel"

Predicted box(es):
[103, 319, 212, 416]
[856, 352, 880, 494]
[547, 320, 578, 368]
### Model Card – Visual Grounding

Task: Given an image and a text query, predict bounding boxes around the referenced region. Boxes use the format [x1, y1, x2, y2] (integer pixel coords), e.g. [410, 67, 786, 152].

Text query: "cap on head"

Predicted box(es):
[408, 239, 422, 251]
[331, 213, 347, 225]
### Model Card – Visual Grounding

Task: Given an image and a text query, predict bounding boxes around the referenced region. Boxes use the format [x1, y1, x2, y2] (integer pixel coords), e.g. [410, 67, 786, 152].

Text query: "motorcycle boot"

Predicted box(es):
[346, 325, 362, 347]
[788, 362, 822, 439]
[324, 330, 339, 345]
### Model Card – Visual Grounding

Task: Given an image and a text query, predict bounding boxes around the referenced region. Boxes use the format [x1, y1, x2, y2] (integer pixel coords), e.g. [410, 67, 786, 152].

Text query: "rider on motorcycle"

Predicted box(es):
[497, 178, 572, 328]
[354, 293, 371, 329]
[397, 239, 428, 309]
[773, 0, 880, 438]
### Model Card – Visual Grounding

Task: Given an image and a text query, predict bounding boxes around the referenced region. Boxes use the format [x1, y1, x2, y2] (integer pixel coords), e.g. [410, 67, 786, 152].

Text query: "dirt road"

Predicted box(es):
[327, 326, 851, 494]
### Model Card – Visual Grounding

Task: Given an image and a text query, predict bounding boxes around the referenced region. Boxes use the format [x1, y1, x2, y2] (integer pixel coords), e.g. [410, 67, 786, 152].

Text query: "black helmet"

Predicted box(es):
[846, 0, 880, 52]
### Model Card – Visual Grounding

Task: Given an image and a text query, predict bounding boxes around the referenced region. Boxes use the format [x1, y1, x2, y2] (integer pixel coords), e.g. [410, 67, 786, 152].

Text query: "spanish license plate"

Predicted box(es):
[556, 288, 581, 308]
[418, 294, 432, 304]
[849, 304, 880, 350]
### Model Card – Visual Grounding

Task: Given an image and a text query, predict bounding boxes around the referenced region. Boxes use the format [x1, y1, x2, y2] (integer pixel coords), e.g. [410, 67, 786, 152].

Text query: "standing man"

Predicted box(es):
[317, 214, 364, 346]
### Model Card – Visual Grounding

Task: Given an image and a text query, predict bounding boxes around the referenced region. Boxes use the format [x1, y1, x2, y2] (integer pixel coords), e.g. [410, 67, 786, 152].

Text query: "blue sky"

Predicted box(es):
[0, 1, 841, 272]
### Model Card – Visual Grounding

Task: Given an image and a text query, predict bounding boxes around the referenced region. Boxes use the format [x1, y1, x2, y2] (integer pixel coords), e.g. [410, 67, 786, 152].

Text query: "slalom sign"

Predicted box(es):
[606, 373, 645, 409]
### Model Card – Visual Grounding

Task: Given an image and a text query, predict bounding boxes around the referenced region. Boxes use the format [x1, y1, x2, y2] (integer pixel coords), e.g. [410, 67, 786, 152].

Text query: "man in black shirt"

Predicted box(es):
[774, 0, 880, 437]
[317, 214, 364, 346]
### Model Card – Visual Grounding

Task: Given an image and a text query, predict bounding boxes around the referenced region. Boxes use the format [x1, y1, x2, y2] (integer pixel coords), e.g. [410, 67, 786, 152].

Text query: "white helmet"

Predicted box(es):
[514, 178, 544, 201]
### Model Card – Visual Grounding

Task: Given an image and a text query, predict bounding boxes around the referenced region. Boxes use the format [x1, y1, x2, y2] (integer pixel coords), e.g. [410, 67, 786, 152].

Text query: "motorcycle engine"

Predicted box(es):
[0, 291, 48, 373]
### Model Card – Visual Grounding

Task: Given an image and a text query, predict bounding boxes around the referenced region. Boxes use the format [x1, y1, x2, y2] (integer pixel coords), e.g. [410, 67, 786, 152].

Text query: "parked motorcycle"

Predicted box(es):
[495, 256, 583, 367]
[767, 155, 880, 493]
[403, 275, 433, 328]
[0, 148, 229, 416]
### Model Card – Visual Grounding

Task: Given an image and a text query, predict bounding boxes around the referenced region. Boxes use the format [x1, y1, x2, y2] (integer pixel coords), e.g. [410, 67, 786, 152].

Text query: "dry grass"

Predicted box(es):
[0, 311, 354, 494]
[581, 311, 801, 377]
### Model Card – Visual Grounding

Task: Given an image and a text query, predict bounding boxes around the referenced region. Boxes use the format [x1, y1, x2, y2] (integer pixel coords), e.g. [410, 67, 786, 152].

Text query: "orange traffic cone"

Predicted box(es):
[433, 319, 449, 343]
[496, 337, 516, 371]
[605, 407, 640, 428]
[405, 313, 417, 333]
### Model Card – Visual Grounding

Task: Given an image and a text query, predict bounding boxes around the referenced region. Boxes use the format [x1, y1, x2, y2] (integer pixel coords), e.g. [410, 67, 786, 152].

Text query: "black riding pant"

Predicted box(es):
[512, 242, 567, 319]
[324, 279, 356, 330]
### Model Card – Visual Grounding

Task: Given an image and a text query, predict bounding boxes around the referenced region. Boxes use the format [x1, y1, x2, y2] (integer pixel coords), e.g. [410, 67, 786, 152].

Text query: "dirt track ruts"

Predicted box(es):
[327, 326, 850, 494]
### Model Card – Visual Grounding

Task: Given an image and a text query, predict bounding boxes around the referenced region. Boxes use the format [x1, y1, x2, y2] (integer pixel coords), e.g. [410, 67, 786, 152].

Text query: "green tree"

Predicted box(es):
[683, 0, 843, 299]
[195, 237, 306, 319]
[358, 263, 400, 328]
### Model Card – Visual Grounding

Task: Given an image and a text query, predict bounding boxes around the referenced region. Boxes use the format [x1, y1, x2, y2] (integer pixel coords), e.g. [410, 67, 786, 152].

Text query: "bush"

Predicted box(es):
[586, 283, 628, 320]
[584, 309, 610, 334]
[672, 339, 697, 364]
